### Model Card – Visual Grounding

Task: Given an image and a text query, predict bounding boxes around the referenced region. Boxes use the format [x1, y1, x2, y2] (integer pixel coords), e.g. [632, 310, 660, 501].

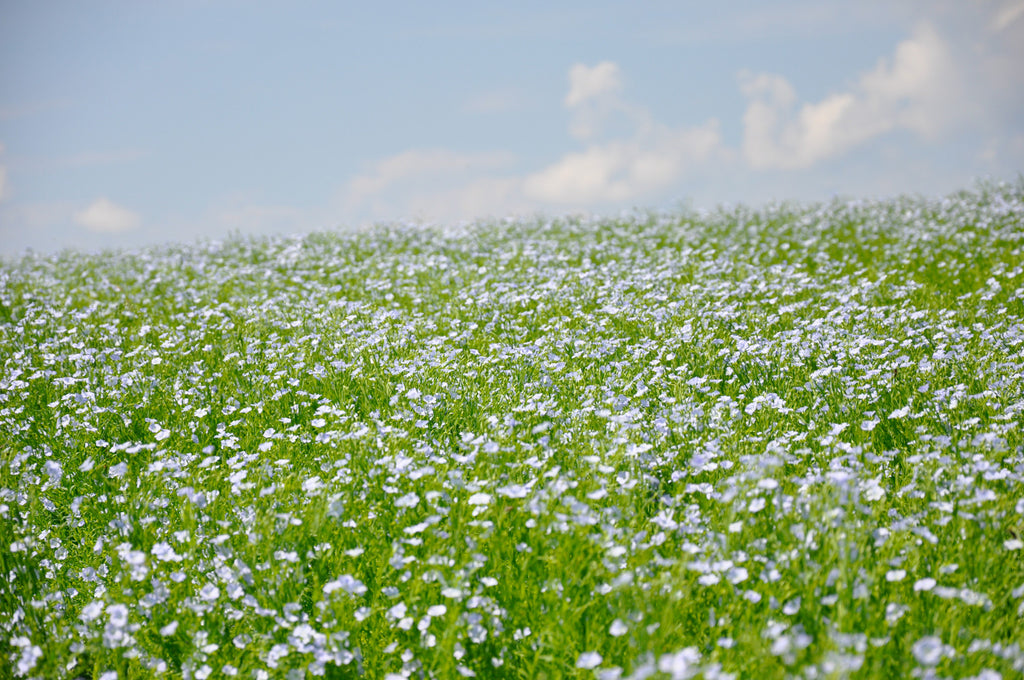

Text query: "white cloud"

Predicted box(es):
[342, 149, 523, 224]
[740, 24, 962, 170]
[392, 177, 525, 223]
[565, 61, 622, 107]
[524, 121, 721, 204]
[992, 1, 1024, 31]
[345, 149, 515, 209]
[563, 61, 647, 142]
[340, 8, 1021, 225]
[526, 61, 722, 204]
[343, 62, 723, 218]
[74, 198, 140, 233]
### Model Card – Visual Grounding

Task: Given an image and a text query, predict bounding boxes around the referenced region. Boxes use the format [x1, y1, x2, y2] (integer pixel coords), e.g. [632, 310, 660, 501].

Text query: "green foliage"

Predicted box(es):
[1, 181, 1023, 678]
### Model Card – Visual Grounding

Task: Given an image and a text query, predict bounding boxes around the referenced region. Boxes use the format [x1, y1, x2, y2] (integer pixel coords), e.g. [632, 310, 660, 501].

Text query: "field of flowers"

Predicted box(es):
[1, 182, 1023, 679]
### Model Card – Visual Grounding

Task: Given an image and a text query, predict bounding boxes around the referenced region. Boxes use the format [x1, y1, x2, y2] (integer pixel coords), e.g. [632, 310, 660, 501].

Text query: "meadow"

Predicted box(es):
[1, 181, 1022, 679]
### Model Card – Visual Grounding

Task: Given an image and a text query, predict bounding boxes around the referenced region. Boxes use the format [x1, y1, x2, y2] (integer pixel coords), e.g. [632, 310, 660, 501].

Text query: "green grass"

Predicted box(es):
[1, 181, 1023, 679]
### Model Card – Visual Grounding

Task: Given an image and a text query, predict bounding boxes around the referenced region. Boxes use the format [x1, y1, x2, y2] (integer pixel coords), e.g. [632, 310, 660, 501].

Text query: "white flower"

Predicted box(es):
[698, 573, 720, 586]
[160, 621, 179, 636]
[43, 460, 63, 485]
[658, 648, 701, 677]
[199, 584, 220, 601]
[395, 492, 419, 508]
[81, 600, 104, 622]
[16, 644, 43, 675]
[771, 636, 792, 656]
[427, 604, 447, 617]
[468, 493, 492, 506]
[609, 619, 628, 637]
[912, 636, 944, 666]
[727, 566, 749, 584]
[886, 569, 906, 582]
[862, 477, 885, 502]
[151, 540, 184, 561]
[1004, 539, 1023, 551]
[497, 484, 529, 498]
[106, 603, 129, 627]
[576, 651, 603, 669]
[323, 574, 367, 596]
[913, 578, 937, 592]
[889, 405, 910, 418]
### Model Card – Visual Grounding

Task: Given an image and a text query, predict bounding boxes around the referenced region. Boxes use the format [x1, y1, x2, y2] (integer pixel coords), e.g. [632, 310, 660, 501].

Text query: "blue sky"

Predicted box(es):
[1, 1, 1022, 256]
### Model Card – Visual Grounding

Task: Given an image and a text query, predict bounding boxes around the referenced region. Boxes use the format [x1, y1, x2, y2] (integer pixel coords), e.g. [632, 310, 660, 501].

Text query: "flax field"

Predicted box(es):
[1, 182, 1023, 679]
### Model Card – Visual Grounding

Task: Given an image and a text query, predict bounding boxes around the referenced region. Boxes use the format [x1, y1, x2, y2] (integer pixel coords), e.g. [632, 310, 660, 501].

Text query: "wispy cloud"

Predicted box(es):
[564, 61, 622, 108]
[523, 122, 721, 204]
[74, 198, 140, 233]
[992, 0, 1024, 31]
[562, 61, 650, 143]
[343, 61, 724, 218]
[739, 9, 1022, 172]
[343, 149, 517, 221]
[739, 24, 966, 170]
[340, 4, 1022, 226]
[524, 61, 723, 204]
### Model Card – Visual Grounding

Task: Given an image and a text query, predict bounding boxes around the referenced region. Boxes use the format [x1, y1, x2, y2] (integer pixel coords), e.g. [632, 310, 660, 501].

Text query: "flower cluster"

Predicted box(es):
[1, 182, 1023, 678]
